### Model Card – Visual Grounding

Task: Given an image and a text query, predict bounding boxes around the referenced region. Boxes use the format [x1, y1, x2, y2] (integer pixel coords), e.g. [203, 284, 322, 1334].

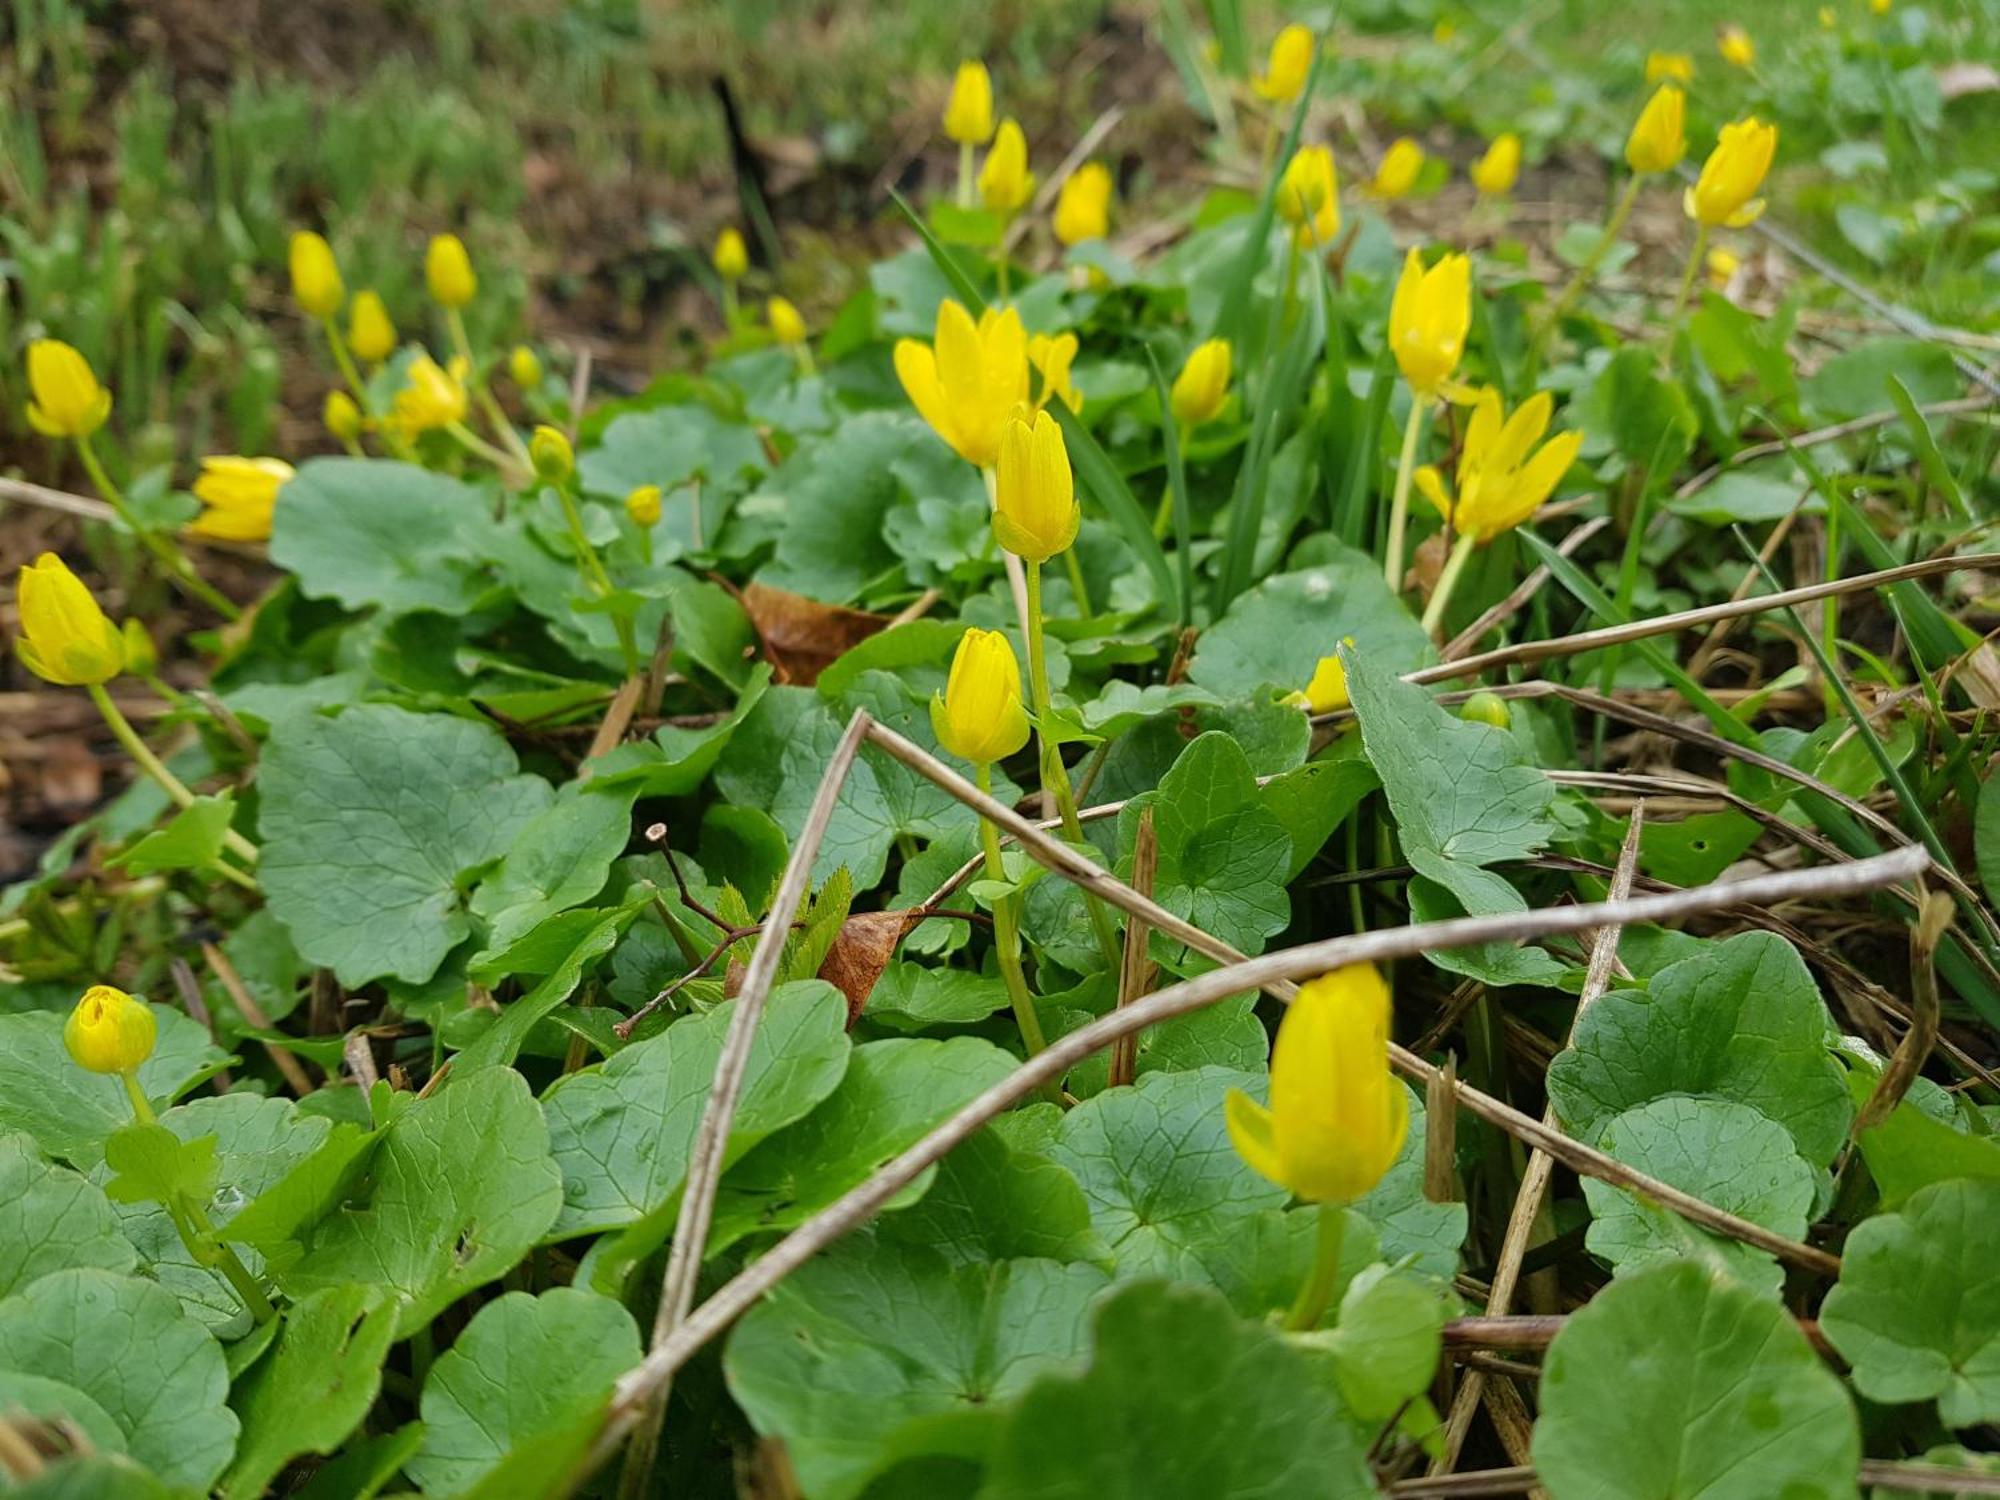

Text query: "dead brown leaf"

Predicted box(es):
[816, 910, 917, 1023]
[740, 581, 889, 686]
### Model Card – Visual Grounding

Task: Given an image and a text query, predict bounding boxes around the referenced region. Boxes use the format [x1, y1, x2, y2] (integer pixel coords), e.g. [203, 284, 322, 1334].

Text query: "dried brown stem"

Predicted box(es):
[1855, 890, 1952, 1132]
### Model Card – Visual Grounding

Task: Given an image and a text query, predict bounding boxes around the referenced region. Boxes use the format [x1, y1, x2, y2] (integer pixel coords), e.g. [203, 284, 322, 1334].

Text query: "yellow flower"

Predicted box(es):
[14, 554, 125, 686]
[1717, 23, 1756, 67]
[1226, 964, 1408, 1203]
[1626, 85, 1687, 175]
[626, 485, 663, 527]
[1819, 5, 1838, 23]
[24, 340, 111, 439]
[1413, 386, 1581, 543]
[1685, 116, 1778, 227]
[1254, 23, 1315, 104]
[324, 390, 362, 443]
[120, 618, 158, 677]
[1646, 50, 1695, 83]
[1053, 162, 1113, 246]
[1284, 641, 1353, 713]
[391, 354, 469, 435]
[529, 425, 574, 484]
[509, 345, 543, 388]
[64, 985, 157, 1075]
[1707, 246, 1742, 289]
[1389, 248, 1471, 398]
[767, 296, 807, 346]
[1170, 338, 1232, 428]
[893, 299, 1029, 469]
[1870, 0, 1890, 13]
[288, 230, 344, 319]
[1433, 18, 1457, 43]
[944, 60, 995, 145]
[425, 233, 477, 308]
[1370, 138, 1425, 199]
[1028, 332, 1082, 414]
[1276, 146, 1340, 246]
[712, 227, 749, 282]
[190, 456, 294, 542]
[979, 118, 1035, 214]
[993, 408, 1079, 563]
[347, 290, 396, 364]
[930, 627, 1031, 764]
[1470, 132, 1521, 198]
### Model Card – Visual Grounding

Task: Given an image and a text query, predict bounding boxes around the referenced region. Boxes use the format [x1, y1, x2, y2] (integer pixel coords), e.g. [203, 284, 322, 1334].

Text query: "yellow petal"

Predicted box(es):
[1225, 1090, 1287, 1190]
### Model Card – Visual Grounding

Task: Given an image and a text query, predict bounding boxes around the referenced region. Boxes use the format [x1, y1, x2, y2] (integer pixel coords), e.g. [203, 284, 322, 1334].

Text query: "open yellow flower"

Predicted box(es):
[1414, 387, 1581, 543]
[931, 627, 1031, 765]
[1053, 162, 1113, 246]
[1389, 247, 1471, 398]
[1226, 964, 1408, 1203]
[1470, 132, 1521, 198]
[64, 985, 157, 1076]
[347, 291, 396, 364]
[1717, 23, 1756, 67]
[1028, 332, 1082, 414]
[288, 230, 344, 319]
[1646, 50, 1695, 83]
[979, 118, 1035, 214]
[1254, 23, 1314, 103]
[944, 60, 995, 145]
[391, 354, 470, 435]
[1685, 116, 1778, 228]
[893, 299, 1029, 469]
[14, 553, 125, 686]
[1370, 138, 1425, 199]
[1626, 85, 1687, 175]
[425, 233, 477, 308]
[24, 340, 111, 439]
[993, 408, 1080, 563]
[1276, 145, 1340, 246]
[712, 227, 748, 282]
[1170, 339, 1231, 428]
[190, 456, 294, 542]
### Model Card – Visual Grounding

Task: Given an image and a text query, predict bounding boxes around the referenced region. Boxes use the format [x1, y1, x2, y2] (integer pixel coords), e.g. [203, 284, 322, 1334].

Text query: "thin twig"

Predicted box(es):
[201, 941, 313, 1096]
[1675, 398, 1992, 501]
[1443, 516, 1608, 660]
[1855, 890, 1951, 1132]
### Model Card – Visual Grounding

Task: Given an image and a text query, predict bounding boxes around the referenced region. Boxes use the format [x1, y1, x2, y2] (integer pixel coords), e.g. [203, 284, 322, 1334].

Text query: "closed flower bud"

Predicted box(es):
[1717, 23, 1755, 67]
[288, 230, 344, 319]
[1389, 247, 1471, 398]
[930, 627, 1030, 765]
[1685, 116, 1778, 228]
[1170, 338, 1232, 428]
[712, 227, 749, 282]
[626, 485, 663, 527]
[1053, 162, 1113, 246]
[1253, 23, 1314, 104]
[24, 339, 112, 439]
[1414, 386, 1581, 543]
[425, 233, 477, 308]
[14, 553, 125, 686]
[509, 344, 543, 389]
[767, 297, 807, 346]
[1370, 138, 1425, 199]
[894, 299, 1029, 469]
[1626, 85, 1687, 176]
[1707, 246, 1742, 289]
[1470, 132, 1521, 198]
[120, 618, 158, 678]
[1276, 146, 1340, 246]
[347, 290, 396, 363]
[529, 425, 574, 484]
[1459, 691, 1510, 728]
[324, 390, 362, 443]
[64, 985, 157, 1075]
[190, 455, 294, 542]
[979, 118, 1035, 214]
[1226, 963, 1408, 1203]
[1646, 50, 1694, 83]
[993, 409, 1080, 563]
[391, 355, 469, 435]
[943, 60, 995, 145]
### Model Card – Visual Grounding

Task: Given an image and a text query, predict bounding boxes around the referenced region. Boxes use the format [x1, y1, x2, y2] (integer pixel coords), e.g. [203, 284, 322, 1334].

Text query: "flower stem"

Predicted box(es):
[1421, 532, 1479, 637]
[88, 683, 261, 866]
[1382, 396, 1429, 590]
[318, 315, 370, 407]
[121, 1069, 156, 1125]
[720, 281, 740, 332]
[976, 763, 1058, 1101]
[957, 142, 975, 210]
[1536, 173, 1641, 358]
[1282, 1202, 1347, 1331]
[75, 437, 240, 620]
[552, 483, 640, 675]
[1663, 222, 1711, 368]
[450, 308, 536, 471]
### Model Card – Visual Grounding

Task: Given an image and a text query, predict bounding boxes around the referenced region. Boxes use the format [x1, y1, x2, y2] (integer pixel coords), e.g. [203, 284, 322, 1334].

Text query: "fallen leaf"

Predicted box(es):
[817, 911, 917, 1023]
[741, 582, 889, 686]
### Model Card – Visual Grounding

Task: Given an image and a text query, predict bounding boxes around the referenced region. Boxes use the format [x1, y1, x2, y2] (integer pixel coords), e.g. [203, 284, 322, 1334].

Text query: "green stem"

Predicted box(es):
[977, 764, 1057, 1093]
[553, 483, 640, 674]
[957, 141, 975, 210]
[720, 280, 740, 332]
[76, 437, 240, 620]
[1061, 546, 1094, 616]
[1283, 1202, 1347, 1331]
[450, 308, 535, 470]
[1382, 396, 1429, 590]
[1421, 532, 1479, 637]
[318, 315, 370, 407]
[89, 683, 261, 866]
[1663, 223, 1711, 367]
[447, 422, 518, 471]
[1278, 231, 1302, 326]
[791, 344, 817, 378]
[995, 228, 1012, 300]
[120, 1069, 156, 1125]
[1536, 173, 1642, 359]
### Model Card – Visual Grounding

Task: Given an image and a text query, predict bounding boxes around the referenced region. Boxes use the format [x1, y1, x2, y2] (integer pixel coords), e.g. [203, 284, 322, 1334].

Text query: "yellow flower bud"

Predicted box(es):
[1370, 138, 1425, 199]
[529, 425, 574, 484]
[1684, 116, 1778, 228]
[347, 290, 396, 364]
[1717, 23, 1756, 68]
[979, 118, 1035, 214]
[1028, 332, 1082, 415]
[1388, 247, 1471, 399]
[190, 455, 294, 542]
[767, 296, 807, 347]
[1226, 963, 1408, 1203]
[930, 627, 1031, 765]
[1053, 162, 1113, 247]
[1413, 386, 1581, 543]
[24, 339, 112, 440]
[509, 345, 543, 389]
[1707, 246, 1742, 289]
[894, 299, 1029, 469]
[1276, 146, 1340, 246]
[1626, 85, 1688, 176]
[288, 230, 344, 320]
[391, 354, 470, 436]
[1253, 24, 1315, 104]
[64, 985, 157, 1076]
[944, 60, 995, 146]
[1459, 691, 1511, 729]
[1469, 132, 1521, 198]
[1870, 0, 1890, 14]
[324, 390, 362, 443]
[993, 409, 1079, 563]
[626, 485, 663, 527]
[712, 227, 749, 282]
[13, 553, 125, 686]
[1170, 338, 1232, 428]
[120, 618, 158, 678]
[425, 233, 477, 308]
[1645, 50, 1695, 83]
